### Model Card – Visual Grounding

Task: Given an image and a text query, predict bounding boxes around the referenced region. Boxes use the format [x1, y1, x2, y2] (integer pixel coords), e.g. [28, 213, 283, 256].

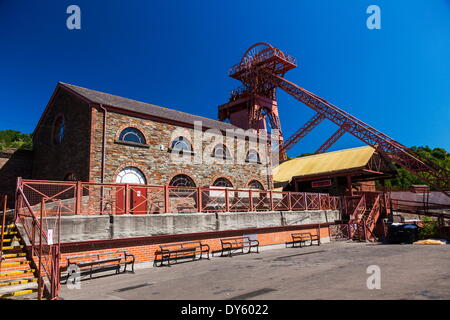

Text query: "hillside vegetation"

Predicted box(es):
[0, 130, 33, 151]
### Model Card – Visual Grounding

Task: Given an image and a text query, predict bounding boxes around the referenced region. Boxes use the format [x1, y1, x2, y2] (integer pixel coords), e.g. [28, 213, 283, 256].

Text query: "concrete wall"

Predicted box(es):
[55, 210, 339, 242]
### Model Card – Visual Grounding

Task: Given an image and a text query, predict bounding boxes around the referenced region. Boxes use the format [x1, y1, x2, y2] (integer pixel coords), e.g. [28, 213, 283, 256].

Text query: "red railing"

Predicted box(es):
[15, 179, 61, 300]
[16, 179, 342, 216]
[0, 195, 7, 274]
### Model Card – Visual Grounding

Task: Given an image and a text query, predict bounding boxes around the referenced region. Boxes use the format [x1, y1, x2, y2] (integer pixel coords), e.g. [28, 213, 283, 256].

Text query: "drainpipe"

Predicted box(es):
[98, 104, 107, 184]
[98, 105, 107, 215]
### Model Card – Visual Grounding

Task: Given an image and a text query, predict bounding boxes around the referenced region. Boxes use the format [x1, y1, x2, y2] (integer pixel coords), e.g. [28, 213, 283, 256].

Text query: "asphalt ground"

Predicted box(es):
[60, 241, 450, 300]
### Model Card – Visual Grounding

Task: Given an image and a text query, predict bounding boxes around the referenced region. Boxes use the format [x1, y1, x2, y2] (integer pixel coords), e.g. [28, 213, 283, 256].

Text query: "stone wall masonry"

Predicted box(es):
[90, 108, 272, 189]
[32, 89, 92, 181]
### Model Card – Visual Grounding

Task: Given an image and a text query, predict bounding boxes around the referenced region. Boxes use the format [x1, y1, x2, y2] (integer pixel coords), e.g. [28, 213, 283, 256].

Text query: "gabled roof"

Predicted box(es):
[273, 146, 376, 185]
[34, 82, 239, 135]
[60, 82, 239, 131]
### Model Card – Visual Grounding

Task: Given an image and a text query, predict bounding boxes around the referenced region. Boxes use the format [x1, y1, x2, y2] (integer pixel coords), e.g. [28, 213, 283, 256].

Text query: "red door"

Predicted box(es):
[131, 187, 148, 214]
[115, 187, 126, 215]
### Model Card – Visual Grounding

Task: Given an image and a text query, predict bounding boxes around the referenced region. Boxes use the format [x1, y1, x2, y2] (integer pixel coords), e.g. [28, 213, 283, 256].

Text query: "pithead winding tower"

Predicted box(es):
[218, 42, 450, 197]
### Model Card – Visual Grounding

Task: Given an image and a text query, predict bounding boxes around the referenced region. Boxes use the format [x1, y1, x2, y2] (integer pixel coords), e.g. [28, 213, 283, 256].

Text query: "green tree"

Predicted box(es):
[0, 130, 32, 151]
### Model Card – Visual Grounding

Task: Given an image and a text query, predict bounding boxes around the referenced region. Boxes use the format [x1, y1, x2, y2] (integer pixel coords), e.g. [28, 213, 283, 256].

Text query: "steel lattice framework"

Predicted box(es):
[228, 43, 450, 196]
[315, 127, 346, 154]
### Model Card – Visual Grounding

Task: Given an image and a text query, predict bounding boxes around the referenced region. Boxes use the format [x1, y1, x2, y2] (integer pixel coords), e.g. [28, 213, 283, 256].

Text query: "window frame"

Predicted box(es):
[169, 136, 194, 155]
[52, 115, 65, 145]
[115, 127, 149, 148]
[212, 144, 232, 160]
[245, 149, 261, 164]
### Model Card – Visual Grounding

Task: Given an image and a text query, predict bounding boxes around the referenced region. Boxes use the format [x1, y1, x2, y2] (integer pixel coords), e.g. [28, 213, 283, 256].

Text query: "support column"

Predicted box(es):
[346, 175, 353, 196]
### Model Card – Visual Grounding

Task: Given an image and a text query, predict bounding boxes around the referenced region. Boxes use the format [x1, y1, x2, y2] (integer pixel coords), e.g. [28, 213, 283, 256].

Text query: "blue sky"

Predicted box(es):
[0, 0, 449, 157]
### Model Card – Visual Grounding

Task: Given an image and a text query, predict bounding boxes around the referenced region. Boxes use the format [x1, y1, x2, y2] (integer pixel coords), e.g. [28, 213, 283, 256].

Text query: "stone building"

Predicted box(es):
[31, 82, 272, 190]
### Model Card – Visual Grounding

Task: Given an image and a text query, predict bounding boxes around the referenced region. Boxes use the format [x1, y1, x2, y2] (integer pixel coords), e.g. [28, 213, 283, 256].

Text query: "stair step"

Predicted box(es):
[0, 277, 37, 287]
[1, 231, 18, 236]
[1, 245, 24, 251]
[0, 260, 31, 268]
[1, 253, 26, 259]
[0, 288, 37, 299]
[1, 238, 20, 243]
[0, 224, 15, 229]
[0, 269, 35, 277]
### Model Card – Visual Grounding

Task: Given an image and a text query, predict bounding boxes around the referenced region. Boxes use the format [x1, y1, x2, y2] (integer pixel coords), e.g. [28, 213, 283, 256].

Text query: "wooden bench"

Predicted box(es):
[291, 232, 320, 248]
[64, 250, 135, 282]
[220, 236, 259, 257]
[154, 241, 210, 266]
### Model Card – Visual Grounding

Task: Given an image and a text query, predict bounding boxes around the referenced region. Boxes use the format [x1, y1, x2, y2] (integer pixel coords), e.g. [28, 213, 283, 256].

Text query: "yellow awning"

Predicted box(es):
[273, 146, 376, 185]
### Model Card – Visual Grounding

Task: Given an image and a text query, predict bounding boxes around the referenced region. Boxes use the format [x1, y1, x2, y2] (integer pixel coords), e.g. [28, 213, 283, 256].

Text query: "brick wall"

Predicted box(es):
[32, 89, 92, 182]
[89, 108, 271, 189]
[59, 224, 331, 267]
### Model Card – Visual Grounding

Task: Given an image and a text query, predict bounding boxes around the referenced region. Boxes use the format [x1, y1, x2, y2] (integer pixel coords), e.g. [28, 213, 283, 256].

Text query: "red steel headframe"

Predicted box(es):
[228, 43, 450, 196]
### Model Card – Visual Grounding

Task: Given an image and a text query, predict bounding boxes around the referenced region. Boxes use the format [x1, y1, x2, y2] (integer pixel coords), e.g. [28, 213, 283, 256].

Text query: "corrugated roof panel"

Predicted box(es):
[273, 146, 375, 184]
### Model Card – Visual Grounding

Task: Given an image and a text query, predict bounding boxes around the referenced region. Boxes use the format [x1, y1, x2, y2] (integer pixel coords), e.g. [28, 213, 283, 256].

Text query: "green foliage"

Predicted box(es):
[418, 216, 439, 239]
[0, 130, 33, 151]
[381, 146, 450, 189]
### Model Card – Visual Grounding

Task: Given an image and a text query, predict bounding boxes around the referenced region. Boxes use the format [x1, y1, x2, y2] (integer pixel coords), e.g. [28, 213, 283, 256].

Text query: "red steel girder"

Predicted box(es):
[257, 70, 450, 196]
[315, 127, 346, 154]
[281, 113, 325, 155]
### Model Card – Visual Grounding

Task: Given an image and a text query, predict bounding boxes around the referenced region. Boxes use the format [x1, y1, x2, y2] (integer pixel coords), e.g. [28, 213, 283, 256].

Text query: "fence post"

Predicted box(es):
[197, 187, 202, 212]
[269, 190, 274, 211]
[287, 192, 292, 211]
[225, 189, 230, 212]
[37, 199, 44, 300]
[125, 184, 130, 215]
[304, 193, 308, 210]
[164, 185, 170, 213]
[0, 195, 7, 273]
[75, 181, 82, 215]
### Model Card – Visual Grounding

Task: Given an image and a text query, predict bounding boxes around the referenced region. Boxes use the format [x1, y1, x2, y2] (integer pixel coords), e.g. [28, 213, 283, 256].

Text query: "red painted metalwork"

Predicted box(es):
[0, 195, 7, 274]
[15, 182, 61, 300]
[219, 42, 298, 155]
[16, 179, 341, 216]
[280, 113, 325, 159]
[315, 127, 346, 154]
[227, 43, 450, 196]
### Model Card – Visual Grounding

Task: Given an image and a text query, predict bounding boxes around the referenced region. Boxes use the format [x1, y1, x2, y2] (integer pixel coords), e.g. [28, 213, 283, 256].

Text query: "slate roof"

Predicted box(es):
[59, 82, 238, 131]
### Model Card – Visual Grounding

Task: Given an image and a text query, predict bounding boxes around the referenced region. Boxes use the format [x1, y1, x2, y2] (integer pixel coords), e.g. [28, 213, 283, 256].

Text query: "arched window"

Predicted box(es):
[53, 116, 65, 144]
[64, 173, 77, 181]
[248, 180, 264, 190]
[116, 167, 146, 184]
[246, 150, 260, 163]
[171, 136, 192, 152]
[213, 177, 233, 188]
[212, 144, 231, 159]
[169, 174, 196, 187]
[118, 127, 146, 144]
